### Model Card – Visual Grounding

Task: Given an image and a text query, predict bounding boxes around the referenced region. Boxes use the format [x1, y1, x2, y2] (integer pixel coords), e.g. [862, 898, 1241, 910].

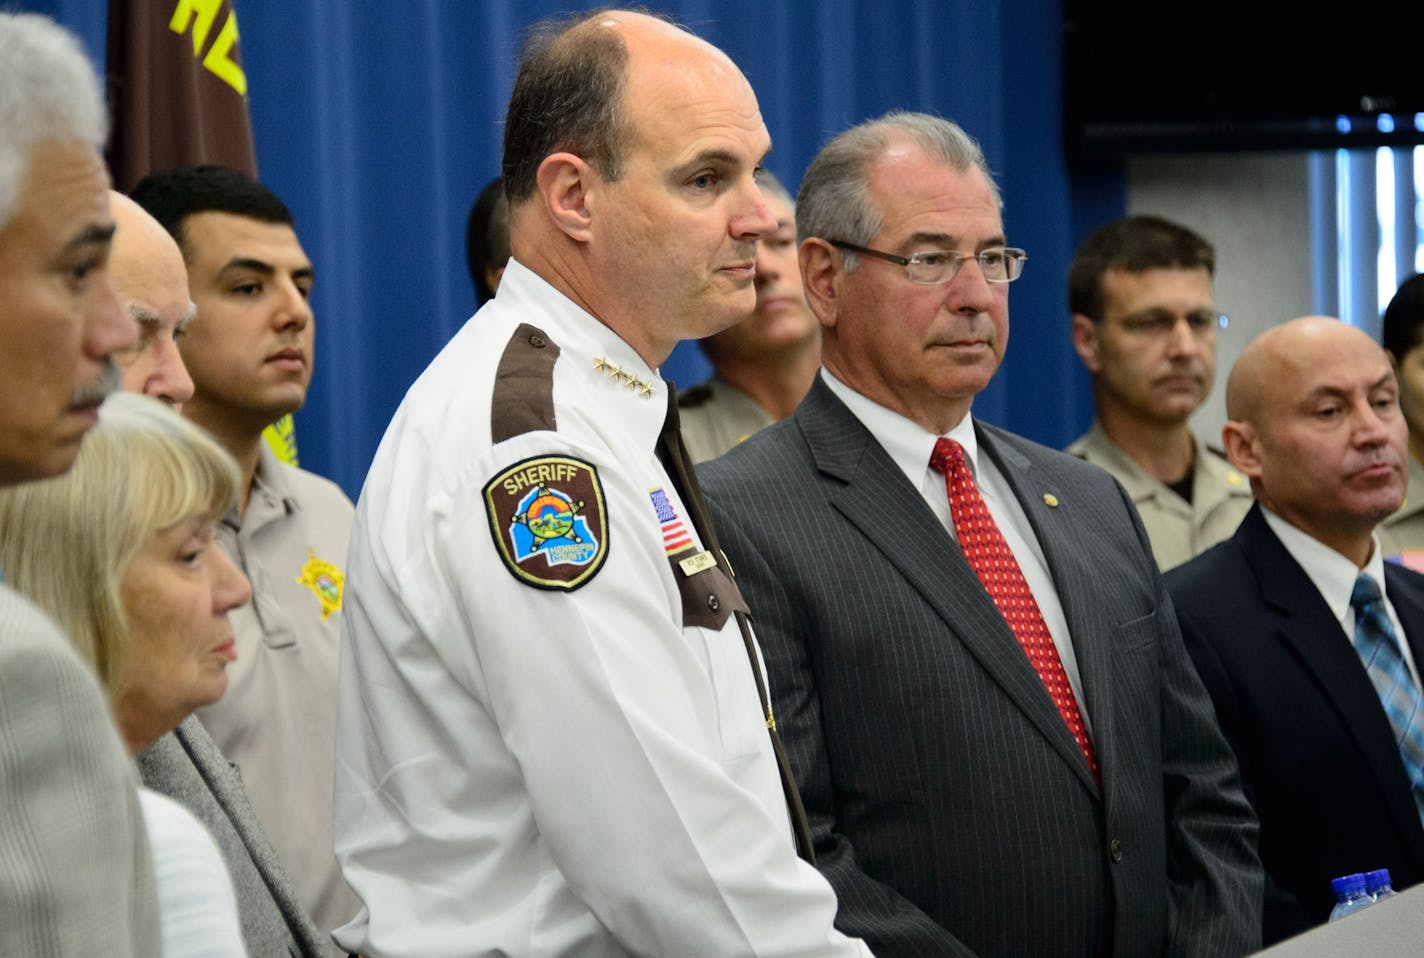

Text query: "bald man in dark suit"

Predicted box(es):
[1167, 316, 1424, 945]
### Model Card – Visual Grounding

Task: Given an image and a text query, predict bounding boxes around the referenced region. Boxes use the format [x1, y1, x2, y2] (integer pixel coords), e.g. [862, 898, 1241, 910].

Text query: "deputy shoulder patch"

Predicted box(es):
[296, 548, 343, 620]
[485, 455, 608, 591]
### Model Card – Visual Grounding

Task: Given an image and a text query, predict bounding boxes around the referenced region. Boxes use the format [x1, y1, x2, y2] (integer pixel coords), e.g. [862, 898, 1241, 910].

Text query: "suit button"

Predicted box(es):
[1109, 838, 1123, 863]
[707, 594, 720, 613]
[528, 334, 547, 348]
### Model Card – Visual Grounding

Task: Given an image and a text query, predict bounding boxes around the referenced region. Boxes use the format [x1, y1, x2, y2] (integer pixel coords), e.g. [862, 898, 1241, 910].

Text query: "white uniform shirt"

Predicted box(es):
[333, 259, 871, 958]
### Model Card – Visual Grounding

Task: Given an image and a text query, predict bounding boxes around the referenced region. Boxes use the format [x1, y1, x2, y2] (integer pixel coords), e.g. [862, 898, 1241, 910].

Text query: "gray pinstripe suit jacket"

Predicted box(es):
[699, 378, 1263, 958]
[0, 583, 161, 957]
[139, 715, 330, 957]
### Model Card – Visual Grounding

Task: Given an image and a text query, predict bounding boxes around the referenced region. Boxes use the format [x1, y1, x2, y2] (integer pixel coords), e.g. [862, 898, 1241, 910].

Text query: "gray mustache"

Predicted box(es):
[71, 361, 121, 407]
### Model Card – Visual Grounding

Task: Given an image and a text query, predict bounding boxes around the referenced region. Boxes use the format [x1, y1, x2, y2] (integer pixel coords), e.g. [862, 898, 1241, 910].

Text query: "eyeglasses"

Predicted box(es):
[1114, 309, 1228, 337]
[829, 240, 1027, 285]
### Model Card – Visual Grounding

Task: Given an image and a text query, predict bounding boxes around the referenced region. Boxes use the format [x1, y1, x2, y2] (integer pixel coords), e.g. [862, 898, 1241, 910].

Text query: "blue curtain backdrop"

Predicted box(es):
[21, 0, 1123, 499]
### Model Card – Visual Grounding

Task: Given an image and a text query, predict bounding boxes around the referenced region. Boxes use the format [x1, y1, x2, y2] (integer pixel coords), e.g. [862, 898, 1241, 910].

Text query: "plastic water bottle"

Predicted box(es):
[1329, 873, 1373, 921]
[1364, 868, 1397, 902]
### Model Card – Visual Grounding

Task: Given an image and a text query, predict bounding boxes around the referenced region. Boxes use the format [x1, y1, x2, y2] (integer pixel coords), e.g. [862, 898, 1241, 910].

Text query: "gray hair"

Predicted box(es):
[796, 111, 999, 271]
[0, 13, 107, 230]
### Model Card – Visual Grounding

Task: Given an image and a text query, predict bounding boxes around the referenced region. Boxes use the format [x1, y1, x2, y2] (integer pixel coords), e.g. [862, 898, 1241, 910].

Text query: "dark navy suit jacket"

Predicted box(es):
[1167, 504, 1424, 945]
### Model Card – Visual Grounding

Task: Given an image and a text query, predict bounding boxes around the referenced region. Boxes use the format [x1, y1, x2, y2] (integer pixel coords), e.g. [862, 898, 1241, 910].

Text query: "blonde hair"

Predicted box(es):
[0, 393, 239, 694]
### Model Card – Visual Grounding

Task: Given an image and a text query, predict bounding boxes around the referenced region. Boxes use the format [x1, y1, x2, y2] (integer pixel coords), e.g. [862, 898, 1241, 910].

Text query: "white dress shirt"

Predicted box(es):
[139, 787, 246, 958]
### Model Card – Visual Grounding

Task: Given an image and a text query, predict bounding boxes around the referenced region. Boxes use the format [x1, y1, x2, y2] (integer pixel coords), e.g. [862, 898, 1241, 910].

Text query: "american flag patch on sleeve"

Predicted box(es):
[649, 487, 694, 555]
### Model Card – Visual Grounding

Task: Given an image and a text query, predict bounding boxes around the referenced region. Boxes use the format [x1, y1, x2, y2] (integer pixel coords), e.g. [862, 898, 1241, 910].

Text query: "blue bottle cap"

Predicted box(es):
[1332, 873, 1367, 895]
[1364, 868, 1392, 890]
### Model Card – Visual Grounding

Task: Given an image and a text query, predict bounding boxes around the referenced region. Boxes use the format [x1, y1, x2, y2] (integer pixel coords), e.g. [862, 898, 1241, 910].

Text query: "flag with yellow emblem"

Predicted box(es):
[105, 0, 297, 464]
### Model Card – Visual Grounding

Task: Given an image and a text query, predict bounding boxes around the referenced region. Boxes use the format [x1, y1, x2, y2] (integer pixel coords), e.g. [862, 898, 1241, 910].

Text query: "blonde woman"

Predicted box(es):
[0, 392, 252, 957]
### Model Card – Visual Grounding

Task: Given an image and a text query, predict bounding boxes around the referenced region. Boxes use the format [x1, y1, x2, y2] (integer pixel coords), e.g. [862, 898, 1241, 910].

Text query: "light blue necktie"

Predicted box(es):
[1350, 573, 1424, 826]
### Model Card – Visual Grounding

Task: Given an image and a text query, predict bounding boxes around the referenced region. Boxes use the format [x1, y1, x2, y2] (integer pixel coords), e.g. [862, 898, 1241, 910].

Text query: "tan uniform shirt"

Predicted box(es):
[195, 444, 358, 953]
[1068, 422, 1252, 571]
[1378, 454, 1424, 562]
[676, 374, 775, 464]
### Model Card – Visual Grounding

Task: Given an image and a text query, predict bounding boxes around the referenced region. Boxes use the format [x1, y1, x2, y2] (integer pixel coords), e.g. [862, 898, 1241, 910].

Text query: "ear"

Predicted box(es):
[800, 238, 840, 330]
[485, 264, 506, 295]
[1221, 419, 1262, 479]
[535, 152, 593, 243]
[1071, 313, 1101, 373]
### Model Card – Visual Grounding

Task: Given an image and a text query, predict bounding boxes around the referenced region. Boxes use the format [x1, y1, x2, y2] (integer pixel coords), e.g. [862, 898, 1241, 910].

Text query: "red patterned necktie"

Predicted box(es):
[930, 438, 1098, 778]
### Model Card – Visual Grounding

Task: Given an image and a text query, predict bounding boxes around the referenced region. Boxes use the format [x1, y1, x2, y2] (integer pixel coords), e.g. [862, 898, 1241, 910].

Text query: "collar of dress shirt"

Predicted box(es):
[821, 369, 978, 487]
[1261, 506, 1388, 627]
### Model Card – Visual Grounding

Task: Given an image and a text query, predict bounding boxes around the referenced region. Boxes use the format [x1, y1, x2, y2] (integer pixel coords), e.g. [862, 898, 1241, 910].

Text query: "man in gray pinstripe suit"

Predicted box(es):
[700, 111, 1263, 957]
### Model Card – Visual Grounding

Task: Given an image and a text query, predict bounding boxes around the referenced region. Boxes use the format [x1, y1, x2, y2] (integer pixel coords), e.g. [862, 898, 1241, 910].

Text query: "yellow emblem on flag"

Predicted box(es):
[296, 548, 343, 621]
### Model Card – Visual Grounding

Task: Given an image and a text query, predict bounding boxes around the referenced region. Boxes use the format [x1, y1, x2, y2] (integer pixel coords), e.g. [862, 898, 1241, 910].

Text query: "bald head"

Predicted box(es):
[503, 9, 746, 205]
[594, 9, 740, 69]
[1226, 316, 1357, 424]
[501, 7, 772, 365]
[109, 191, 195, 407]
[1223, 315, 1407, 564]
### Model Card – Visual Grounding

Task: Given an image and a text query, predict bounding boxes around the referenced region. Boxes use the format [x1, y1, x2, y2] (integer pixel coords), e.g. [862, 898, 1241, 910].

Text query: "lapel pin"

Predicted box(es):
[1043, 493, 1059, 508]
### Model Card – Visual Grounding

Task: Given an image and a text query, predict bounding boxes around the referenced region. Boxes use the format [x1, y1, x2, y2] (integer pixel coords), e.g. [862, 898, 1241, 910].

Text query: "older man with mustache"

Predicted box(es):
[1168, 315, 1424, 944]
[0, 11, 158, 956]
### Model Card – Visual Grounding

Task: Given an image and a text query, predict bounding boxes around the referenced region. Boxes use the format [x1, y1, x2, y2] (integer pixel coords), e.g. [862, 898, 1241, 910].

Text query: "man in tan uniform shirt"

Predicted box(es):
[131, 165, 357, 953]
[0, 13, 159, 955]
[1067, 215, 1251, 570]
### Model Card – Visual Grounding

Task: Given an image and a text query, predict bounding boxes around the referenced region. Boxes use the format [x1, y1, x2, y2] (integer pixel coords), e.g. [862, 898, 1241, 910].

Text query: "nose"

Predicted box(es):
[754, 244, 781, 288]
[212, 547, 252, 613]
[1354, 397, 1394, 446]
[85, 272, 139, 362]
[945, 254, 997, 315]
[273, 279, 313, 333]
[731, 180, 778, 243]
[153, 339, 196, 408]
[1165, 316, 1204, 358]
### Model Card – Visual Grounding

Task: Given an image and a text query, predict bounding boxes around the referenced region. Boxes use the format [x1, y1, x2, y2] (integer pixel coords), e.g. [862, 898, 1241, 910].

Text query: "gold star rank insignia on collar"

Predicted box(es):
[591, 356, 655, 399]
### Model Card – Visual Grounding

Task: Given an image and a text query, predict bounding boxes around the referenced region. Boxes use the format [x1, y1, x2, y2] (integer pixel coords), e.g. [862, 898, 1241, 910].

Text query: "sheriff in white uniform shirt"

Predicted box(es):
[333, 259, 868, 956]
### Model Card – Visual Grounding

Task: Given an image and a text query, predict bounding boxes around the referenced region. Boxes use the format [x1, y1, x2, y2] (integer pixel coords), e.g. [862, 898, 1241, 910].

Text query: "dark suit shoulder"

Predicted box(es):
[977, 420, 1123, 487]
[1165, 536, 1253, 601]
[698, 414, 812, 494]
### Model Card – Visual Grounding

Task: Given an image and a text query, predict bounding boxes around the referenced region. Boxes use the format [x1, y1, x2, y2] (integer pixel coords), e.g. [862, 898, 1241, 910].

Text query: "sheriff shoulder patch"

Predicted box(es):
[484, 455, 608, 591]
